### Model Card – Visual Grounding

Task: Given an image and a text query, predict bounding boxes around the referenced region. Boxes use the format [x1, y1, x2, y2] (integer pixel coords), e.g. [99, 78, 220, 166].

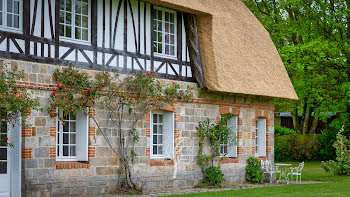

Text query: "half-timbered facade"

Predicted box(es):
[0, 0, 199, 82]
[0, 0, 298, 196]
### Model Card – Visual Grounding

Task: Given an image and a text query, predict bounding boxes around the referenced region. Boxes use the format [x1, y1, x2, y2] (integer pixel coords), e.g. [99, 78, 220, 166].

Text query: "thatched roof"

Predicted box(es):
[144, 0, 298, 100]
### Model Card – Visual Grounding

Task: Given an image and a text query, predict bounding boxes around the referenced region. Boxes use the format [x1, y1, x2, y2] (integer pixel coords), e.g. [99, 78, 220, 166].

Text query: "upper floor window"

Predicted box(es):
[0, 0, 22, 32]
[56, 111, 88, 161]
[59, 0, 90, 43]
[150, 111, 174, 159]
[153, 7, 176, 58]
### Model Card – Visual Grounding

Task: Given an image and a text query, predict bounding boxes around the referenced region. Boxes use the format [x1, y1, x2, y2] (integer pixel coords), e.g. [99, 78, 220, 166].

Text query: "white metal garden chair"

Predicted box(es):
[261, 160, 280, 183]
[287, 161, 304, 184]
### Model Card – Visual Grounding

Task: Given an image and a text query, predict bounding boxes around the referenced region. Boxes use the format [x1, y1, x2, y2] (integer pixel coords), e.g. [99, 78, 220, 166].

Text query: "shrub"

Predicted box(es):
[275, 134, 320, 161]
[274, 126, 296, 136]
[322, 126, 350, 176]
[203, 166, 225, 186]
[245, 157, 263, 184]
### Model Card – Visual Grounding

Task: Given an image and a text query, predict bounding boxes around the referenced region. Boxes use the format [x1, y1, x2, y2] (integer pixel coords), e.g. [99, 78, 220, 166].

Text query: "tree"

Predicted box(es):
[244, 0, 349, 134]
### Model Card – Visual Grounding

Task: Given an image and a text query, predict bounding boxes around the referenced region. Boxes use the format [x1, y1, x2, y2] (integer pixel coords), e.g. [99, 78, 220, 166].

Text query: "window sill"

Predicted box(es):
[219, 157, 239, 164]
[56, 161, 90, 169]
[150, 159, 174, 166]
[255, 157, 267, 161]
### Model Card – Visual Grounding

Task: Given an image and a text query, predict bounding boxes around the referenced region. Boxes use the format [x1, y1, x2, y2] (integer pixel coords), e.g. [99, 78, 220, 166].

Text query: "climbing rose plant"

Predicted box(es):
[0, 60, 40, 146]
[48, 65, 194, 192]
[48, 65, 109, 120]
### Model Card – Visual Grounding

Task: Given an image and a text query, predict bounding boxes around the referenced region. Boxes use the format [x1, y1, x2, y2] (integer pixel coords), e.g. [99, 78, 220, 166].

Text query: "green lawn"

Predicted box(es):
[166, 162, 350, 197]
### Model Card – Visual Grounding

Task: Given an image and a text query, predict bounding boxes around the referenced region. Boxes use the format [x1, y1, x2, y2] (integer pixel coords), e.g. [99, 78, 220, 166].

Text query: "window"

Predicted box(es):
[150, 111, 174, 159]
[219, 116, 238, 157]
[255, 119, 266, 157]
[0, 120, 8, 174]
[153, 7, 176, 58]
[0, 0, 22, 32]
[56, 110, 88, 161]
[59, 0, 90, 42]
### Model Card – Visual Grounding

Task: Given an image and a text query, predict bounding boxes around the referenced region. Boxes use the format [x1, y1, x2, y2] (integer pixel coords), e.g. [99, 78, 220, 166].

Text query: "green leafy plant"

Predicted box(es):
[196, 114, 237, 186]
[275, 134, 320, 161]
[0, 60, 40, 147]
[48, 65, 109, 119]
[245, 157, 264, 184]
[203, 166, 225, 186]
[274, 126, 297, 136]
[322, 126, 350, 176]
[49, 67, 194, 192]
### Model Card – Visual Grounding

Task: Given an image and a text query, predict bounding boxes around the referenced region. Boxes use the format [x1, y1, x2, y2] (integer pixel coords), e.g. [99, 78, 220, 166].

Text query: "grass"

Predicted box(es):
[166, 162, 350, 197]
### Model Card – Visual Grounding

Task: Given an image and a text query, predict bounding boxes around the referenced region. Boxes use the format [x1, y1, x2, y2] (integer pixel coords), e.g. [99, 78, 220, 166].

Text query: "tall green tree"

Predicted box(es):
[243, 0, 349, 134]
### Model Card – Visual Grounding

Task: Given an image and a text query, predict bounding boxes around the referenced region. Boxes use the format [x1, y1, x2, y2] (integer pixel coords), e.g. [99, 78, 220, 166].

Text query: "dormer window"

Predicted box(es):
[153, 7, 176, 58]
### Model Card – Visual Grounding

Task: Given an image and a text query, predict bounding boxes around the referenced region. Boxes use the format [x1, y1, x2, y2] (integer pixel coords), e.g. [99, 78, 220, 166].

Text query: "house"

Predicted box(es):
[0, 0, 297, 196]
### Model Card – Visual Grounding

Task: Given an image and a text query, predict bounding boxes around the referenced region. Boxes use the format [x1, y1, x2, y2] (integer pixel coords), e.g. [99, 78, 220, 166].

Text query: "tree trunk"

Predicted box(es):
[303, 103, 311, 134]
[309, 114, 318, 134]
[291, 107, 298, 132]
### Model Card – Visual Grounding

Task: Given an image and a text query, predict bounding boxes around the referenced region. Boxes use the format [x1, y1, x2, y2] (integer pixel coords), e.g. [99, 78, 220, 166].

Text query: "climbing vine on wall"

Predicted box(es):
[196, 114, 237, 186]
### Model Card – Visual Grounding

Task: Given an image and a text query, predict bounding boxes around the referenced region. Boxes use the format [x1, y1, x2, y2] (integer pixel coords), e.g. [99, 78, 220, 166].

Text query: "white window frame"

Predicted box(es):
[150, 110, 174, 159]
[255, 118, 267, 157]
[56, 112, 78, 161]
[219, 116, 238, 158]
[150, 111, 164, 158]
[153, 6, 177, 60]
[59, 0, 91, 45]
[0, 0, 23, 33]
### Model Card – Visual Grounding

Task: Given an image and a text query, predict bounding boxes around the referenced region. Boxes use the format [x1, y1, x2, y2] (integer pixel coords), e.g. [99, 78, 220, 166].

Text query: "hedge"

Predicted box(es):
[275, 134, 320, 161]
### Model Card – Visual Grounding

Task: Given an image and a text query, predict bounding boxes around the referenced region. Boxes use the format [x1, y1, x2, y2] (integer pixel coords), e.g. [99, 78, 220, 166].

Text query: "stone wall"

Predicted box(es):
[4, 60, 274, 197]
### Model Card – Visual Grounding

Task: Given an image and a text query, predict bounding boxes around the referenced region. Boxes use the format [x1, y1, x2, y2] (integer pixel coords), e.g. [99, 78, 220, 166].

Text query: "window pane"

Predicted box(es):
[0, 121, 7, 133]
[153, 114, 157, 123]
[82, 2, 88, 14]
[13, 15, 18, 28]
[63, 146, 68, 156]
[0, 13, 2, 26]
[66, 12, 72, 24]
[7, 0, 12, 12]
[170, 46, 174, 55]
[153, 125, 157, 134]
[170, 24, 174, 34]
[157, 21, 162, 31]
[165, 12, 169, 22]
[66, 0, 72, 11]
[63, 133, 69, 144]
[59, 25, 64, 36]
[153, 135, 157, 144]
[63, 122, 69, 132]
[158, 125, 162, 134]
[60, 0, 65, 10]
[158, 146, 163, 154]
[14, 0, 18, 14]
[7, 14, 12, 27]
[158, 43, 162, 53]
[158, 135, 162, 144]
[75, 1, 81, 13]
[82, 16, 88, 28]
[0, 148, 7, 160]
[75, 14, 81, 26]
[158, 10, 162, 20]
[153, 43, 157, 53]
[159, 115, 162, 123]
[70, 122, 76, 132]
[70, 146, 76, 156]
[0, 0, 3, 11]
[157, 32, 162, 42]
[82, 29, 88, 40]
[170, 13, 174, 23]
[70, 134, 76, 144]
[165, 23, 169, 33]
[0, 162, 7, 174]
[66, 25, 71, 37]
[153, 145, 157, 154]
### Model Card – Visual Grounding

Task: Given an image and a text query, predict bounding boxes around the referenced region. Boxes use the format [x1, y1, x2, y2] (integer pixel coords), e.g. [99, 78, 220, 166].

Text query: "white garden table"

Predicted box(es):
[275, 163, 292, 184]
